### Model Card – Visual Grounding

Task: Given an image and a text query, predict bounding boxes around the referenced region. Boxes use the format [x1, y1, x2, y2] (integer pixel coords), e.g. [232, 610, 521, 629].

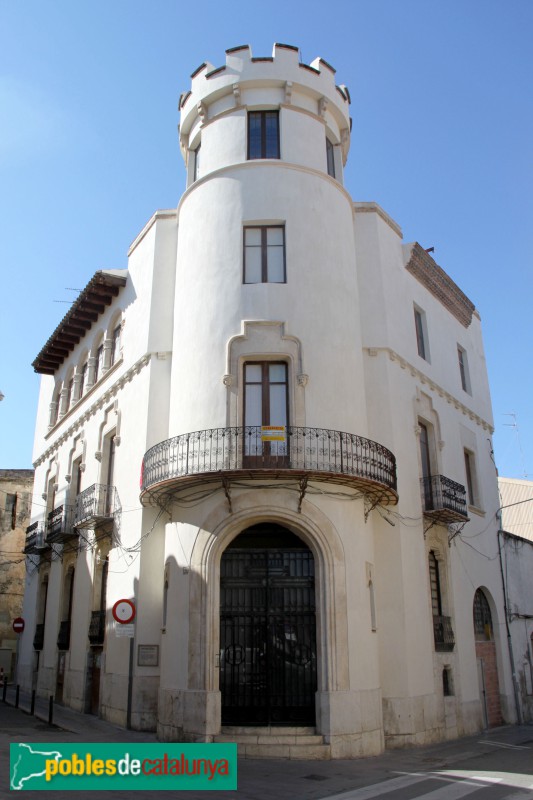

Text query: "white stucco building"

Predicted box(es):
[19, 44, 516, 758]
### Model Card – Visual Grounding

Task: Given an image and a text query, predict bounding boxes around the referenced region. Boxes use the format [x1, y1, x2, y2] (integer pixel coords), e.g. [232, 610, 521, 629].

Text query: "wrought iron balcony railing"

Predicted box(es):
[420, 475, 468, 523]
[433, 614, 455, 652]
[57, 620, 71, 651]
[33, 623, 45, 651]
[46, 504, 75, 543]
[24, 521, 47, 554]
[74, 484, 119, 528]
[141, 425, 397, 504]
[88, 610, 106, 645]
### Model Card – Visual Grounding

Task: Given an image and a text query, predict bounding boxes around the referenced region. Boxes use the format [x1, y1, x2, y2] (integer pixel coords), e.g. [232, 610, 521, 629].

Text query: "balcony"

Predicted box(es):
[57, 620, 71, 650]
[46, 504, 75, 543]
[33, 623, 45, 651]
[433, 614, 455, 652]
[24, 521, 48, 554]
[420, 475, 469, 524]
[74, 484, 119, 528]
[88, 610, 106, 646]
[141, 426, 398, 506]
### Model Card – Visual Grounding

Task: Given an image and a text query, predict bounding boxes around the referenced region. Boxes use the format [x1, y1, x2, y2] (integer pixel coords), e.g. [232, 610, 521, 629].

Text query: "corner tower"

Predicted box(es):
[169, 44, 368, 439]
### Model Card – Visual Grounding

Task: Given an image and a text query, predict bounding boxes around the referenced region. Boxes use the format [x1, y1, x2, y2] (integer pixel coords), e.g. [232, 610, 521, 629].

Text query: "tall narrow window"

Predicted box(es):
[93, 344, 104, 384]
[193, 143, 201, 181]
[4, 493, 17, 530]
[458, 345, 471, 393]
[79, 362, 87, 398]
[414, 306, 429, 361]
[326, 138, 336, 178]
[244, 226, 285, 283]
[248, 111, 280, 159]
[112, 325, 121, 365]
[419, 422, 434, 511]
[429, 551, 454, 651]
[429, 551, 442, 618]
[464, 449, 478, 507]
[65, 378, 73, 411]
[473, 588, 493, 640]
[244, 362, 288, 465]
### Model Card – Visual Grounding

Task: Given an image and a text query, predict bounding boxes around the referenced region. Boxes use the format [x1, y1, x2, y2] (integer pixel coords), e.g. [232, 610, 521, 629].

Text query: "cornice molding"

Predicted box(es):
[353, 202, 403, 238]
[128, 210, 178, 257]
[35, 354, 152, 467]
[364, 346, 493, 433]
[178, 159, 353, 216]
[404, 242, 475, 328]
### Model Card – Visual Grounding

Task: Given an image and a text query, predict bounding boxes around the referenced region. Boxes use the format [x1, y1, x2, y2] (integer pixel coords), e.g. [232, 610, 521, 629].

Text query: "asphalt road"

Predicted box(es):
[1, 692, 533, 800]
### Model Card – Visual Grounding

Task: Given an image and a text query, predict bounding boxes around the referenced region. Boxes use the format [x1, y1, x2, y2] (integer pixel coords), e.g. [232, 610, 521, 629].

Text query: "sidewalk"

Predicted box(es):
[2, 686, 533, 799]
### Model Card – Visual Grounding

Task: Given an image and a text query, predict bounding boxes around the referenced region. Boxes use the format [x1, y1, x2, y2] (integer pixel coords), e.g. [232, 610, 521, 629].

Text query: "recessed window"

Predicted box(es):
[243, 361, 288, 465]
[326, 138, 335, 178]
[193, 143, 201, 181]
[443, 667, 453, 696]
[414, 306, 429, 361]
[79, 363, 87, 398]
[457, 345, 471, 394]
[5, 493, 17, 530]
[65, 378, 73, 411]
[247, 111, 280, 160]
[473, 588, 493, 640]
[112, 325, 121, 365]
[464, 449, 478, 507]
[244, 226, 285, 284]
[94, 344, 104, 384]
[429, 550, 455, 652]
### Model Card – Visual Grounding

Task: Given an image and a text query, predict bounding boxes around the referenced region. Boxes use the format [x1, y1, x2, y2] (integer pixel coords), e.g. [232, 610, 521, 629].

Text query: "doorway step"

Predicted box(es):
[214, 726, 331, 759]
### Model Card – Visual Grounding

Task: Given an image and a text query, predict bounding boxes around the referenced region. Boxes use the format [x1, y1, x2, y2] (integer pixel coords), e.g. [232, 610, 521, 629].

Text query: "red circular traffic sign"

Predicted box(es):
[112, 599, 136, 624]
[13, 617, 25, 634]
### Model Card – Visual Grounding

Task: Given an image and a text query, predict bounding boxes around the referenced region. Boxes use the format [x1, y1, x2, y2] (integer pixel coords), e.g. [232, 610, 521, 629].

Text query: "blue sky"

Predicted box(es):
[0, 0, 531, 479]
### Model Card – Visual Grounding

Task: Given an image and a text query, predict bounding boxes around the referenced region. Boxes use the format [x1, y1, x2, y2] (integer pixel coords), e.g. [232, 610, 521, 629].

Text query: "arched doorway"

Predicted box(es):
[220, 523, 317, 726]
[473, 588, 503, 727]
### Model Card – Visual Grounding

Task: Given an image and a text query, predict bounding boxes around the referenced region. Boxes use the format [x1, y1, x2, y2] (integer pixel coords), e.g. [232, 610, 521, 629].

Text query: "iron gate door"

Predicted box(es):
[220, 540, 317, 726]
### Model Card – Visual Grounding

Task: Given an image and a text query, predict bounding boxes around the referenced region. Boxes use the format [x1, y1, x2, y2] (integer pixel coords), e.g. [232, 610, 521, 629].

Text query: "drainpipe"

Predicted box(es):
[497, 527, 522, 724]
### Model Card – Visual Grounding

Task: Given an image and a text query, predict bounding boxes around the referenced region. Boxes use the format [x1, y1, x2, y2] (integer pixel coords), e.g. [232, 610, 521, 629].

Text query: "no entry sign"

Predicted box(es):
[112, 599, 136, 625]
[12, 617, 25, 634]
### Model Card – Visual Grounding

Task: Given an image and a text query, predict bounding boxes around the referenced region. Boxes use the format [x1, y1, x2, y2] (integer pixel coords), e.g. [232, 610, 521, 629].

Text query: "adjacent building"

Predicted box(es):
[18, 44, 517, 757]
[0, 469, 34, 678]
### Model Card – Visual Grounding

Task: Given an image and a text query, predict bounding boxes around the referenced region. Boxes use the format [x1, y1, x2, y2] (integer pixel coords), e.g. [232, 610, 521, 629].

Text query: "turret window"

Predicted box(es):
[244, 226, 285, 284]
[326, 138, 336, 178]
[248, 111, 280, 159]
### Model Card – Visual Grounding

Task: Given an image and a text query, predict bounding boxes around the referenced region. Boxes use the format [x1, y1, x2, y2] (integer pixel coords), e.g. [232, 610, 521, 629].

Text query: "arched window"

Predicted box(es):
[473, 588, 493, 640]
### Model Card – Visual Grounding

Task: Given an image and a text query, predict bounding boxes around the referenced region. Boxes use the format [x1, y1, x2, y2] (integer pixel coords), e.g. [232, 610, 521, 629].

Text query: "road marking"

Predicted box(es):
[479, 740, 530, 750]
[317, 772, 430, 800]
[317, 772, 495, 800]
[409, 780, 491, 799]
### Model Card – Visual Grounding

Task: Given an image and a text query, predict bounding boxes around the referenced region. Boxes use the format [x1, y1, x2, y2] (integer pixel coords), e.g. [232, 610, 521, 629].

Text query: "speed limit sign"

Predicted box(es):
[112, 599, 136, 624]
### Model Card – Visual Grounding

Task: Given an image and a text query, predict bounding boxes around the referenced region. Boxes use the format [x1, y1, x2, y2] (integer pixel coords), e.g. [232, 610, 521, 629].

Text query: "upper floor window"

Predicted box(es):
[94, 344, 104, 384]
[193, 143, 201, 182]
[473, 588, 493, 640]
[4, 493, 17, 530]
[244, 226, 285, 284]
[428, 550, 442, 618]
[248, 111, 280, 160]
[79, 362, 87, 398]
[326, 138, 335, 178]
[65, 377, 73, 411]
[464, 449, 479, 507]
[457, 345, 471, 394]
[112, 325, 121, 365]
[414, 305, 429, 361]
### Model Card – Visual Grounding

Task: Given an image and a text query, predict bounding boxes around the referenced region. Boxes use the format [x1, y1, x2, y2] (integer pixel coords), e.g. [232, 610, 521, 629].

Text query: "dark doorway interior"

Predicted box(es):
[220, 524, 317, 726]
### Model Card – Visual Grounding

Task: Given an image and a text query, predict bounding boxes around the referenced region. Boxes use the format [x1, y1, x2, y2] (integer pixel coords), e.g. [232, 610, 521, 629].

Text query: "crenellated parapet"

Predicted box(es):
[178, 43, 351, 164]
